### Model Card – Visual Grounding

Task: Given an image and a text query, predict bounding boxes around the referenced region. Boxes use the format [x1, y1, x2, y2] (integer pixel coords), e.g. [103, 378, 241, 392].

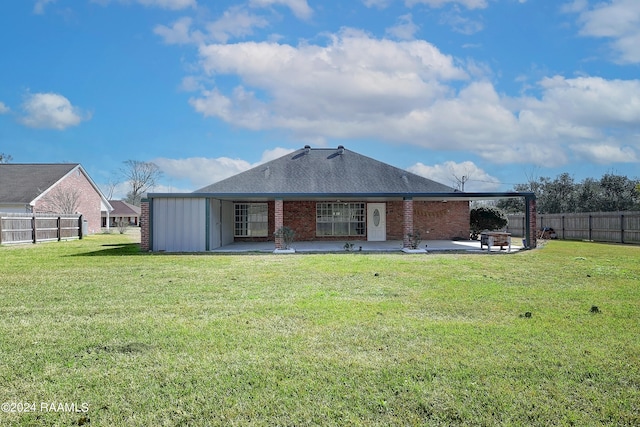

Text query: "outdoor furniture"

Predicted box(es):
[480, 231, 511, 251]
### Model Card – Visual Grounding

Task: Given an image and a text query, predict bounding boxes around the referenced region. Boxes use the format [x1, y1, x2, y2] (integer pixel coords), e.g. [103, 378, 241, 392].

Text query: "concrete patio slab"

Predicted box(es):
[209, 239, 523, 253]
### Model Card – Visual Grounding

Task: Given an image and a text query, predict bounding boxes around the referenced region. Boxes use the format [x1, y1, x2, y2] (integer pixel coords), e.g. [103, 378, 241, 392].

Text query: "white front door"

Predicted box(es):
[367, 203, 386, 241]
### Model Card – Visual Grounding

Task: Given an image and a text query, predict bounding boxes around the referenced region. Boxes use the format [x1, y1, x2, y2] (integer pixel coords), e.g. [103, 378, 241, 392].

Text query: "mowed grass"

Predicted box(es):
[0, 235, 639, 426]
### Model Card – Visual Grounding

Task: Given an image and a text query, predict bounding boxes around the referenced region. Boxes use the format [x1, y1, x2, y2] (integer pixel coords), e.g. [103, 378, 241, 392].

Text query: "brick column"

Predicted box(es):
[402, 198, 414, 248]
[528, 198, 537, 249]
[140, 199, 150, 251]
[274, 198, 284, 249]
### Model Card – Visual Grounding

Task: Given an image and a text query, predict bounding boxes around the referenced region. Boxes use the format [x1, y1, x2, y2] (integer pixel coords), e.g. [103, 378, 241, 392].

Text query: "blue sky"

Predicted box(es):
[1, 0, 639, 197]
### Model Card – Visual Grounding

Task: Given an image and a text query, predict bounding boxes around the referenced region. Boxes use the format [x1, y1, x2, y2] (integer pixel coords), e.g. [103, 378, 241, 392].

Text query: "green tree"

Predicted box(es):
[470, 206, 508, 239]
[598, 174, 638, 211]
[0, 152, 12, 163]
[497, 172, 640, 213]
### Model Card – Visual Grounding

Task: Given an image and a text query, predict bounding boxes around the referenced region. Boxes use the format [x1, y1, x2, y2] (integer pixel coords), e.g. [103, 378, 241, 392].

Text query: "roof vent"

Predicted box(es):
[304, 145, 311, 154]
[337, 145, 345, 155]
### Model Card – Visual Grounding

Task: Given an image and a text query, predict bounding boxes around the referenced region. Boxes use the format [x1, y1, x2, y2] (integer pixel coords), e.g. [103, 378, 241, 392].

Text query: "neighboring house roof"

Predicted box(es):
[106, 200, 141, 216]
[0, 163, 113, 211]
[195, 146, 456, 195]
[0, 163, 79, 204]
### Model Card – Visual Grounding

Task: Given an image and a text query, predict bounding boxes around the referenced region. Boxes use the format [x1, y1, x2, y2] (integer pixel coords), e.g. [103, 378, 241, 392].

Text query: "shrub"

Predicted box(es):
[274, 226, 295, 249]
[406, 231, 422, 249]
[470, 206, 508, 239]
[117, 219, 129, 235]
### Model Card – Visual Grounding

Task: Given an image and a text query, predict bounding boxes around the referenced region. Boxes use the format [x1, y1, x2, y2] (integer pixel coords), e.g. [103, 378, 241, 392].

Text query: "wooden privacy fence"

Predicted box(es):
[506, 211, 640, 244]
[0, 213, 83, 245]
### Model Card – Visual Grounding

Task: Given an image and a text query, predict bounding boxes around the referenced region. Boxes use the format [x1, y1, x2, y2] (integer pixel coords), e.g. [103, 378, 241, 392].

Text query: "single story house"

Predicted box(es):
[0, 163, 112, 234]
[141, 146, 537, 252]
[102, 200, 141, 228]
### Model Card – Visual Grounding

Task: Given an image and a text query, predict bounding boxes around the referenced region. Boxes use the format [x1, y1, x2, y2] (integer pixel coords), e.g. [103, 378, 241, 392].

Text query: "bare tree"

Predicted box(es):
[120, 160, 162, 206]
[38, 187, 81, 214]
[0, 153, 12, 163]
[450, 165, 473, 191]
[453, 174, 470, 191]
[102, 177, 119, 200]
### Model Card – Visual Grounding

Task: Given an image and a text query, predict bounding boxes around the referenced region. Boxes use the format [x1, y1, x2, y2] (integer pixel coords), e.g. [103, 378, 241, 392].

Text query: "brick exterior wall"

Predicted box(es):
[274, 199, 284, 249]
[387, 200, 470, 240]
[528, 198, 537, 248]
[34, 168, 103, 234]
[140, 200, 150, 251]
[283, 201, 316, 240]
[403, 199, 414, 248]
[234, 200, 471, 242]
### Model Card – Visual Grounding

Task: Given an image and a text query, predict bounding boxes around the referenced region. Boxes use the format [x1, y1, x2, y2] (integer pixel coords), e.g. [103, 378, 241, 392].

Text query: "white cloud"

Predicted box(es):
[154, 17, 204, 45]
[185, 29, 640, 169]
[259, 147, 296, 163]
[249, 0, 313, 20]
[155, 7, 270, 45]
[91, 0, 196, 10]
[407, 161, 501, 191]
[569, 143, 638, 164]
[406, 0, 488, 9]
[531, 75, 640, 128]
[439, 10, 484, 35]
[570, 0, 640, 63]
[136, 0, 196, 8]
[205, 6, 270, 43]
[561, 0, 588, 14]
[0, 102, 9, 114]
[20, 93, 90, 130]
[33, 0, 56, 14]
[192, 29, 468, 128]
[363, 0, 392, 8]
[152, 147, 296, 189]
[386, 14, 420, 40]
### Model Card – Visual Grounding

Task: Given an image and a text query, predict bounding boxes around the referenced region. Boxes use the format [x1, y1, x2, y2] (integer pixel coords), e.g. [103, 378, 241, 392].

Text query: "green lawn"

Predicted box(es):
[1, 235, 639, 426]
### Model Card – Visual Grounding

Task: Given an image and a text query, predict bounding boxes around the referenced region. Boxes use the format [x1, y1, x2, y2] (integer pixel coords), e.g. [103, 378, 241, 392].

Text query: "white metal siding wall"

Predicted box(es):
[221, 201, 234, 246]
[209, 199, 221, 249]
[152, 198, 206, 252]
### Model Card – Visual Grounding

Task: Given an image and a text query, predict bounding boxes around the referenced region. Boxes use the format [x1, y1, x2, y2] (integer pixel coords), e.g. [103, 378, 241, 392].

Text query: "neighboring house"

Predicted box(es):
[142, 146, 537, 252]
[102, 200, 141, 227]
[0, 163, 112, 234]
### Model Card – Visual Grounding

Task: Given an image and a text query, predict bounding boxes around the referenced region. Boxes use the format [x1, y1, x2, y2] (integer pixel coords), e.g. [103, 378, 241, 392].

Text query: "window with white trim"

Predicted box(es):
[235, 203, 268, 237]
[316, 202, 365, 236]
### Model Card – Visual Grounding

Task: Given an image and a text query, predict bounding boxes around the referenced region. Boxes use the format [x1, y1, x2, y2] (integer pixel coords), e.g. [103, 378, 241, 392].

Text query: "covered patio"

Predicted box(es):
[209, 238, 524, 253]
[142, 146, 538, 253]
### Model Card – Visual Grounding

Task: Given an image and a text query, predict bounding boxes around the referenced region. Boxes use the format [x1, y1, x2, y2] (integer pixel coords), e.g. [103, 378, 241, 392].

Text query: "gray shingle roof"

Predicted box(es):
[0, 163, 79, 204]
[195, 147, 455, 195]
[107, 200, 141, 216]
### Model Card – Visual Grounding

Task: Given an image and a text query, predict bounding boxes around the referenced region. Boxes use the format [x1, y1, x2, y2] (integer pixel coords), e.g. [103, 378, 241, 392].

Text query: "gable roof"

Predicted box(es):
[195, 146, 456, 195]
[0, 163, 80, 204]
[107, 200, 141, 216]
[0, 163, 113, 211]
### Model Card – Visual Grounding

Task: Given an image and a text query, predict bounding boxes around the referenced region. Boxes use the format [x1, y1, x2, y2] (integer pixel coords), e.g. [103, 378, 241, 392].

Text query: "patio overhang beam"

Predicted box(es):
[148, 191, 535, 202]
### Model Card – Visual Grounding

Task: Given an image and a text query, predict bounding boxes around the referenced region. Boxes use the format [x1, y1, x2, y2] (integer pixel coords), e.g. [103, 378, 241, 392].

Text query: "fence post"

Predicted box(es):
[32, 215, 37, 244]
[621, 214, 625, 244]
[57, 216, 62, 241]
[0, 217, 3, 245]
[588, 215, 593, 241]
[78, 215, 83, 240]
